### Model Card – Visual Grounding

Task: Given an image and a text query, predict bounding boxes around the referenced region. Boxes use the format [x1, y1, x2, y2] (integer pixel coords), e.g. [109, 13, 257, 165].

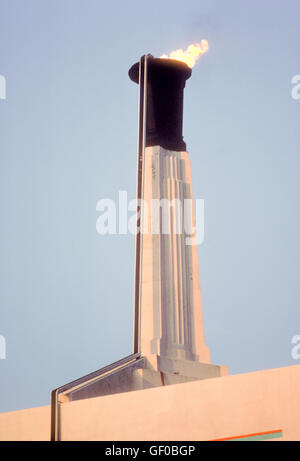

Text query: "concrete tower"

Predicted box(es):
[129, 55, 227, 385]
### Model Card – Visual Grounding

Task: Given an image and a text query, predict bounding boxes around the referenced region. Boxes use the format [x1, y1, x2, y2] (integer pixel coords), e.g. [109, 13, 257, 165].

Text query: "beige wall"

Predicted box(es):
[0, 365, 299, 441]
[0, 405, 50, 441]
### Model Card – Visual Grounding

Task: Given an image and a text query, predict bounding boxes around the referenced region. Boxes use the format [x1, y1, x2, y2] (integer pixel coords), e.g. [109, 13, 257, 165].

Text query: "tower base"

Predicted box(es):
[58, 354, 228, 403]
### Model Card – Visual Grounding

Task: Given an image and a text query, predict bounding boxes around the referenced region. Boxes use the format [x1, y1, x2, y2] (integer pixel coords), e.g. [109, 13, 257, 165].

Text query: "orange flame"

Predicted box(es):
[160, 40, 209, 68]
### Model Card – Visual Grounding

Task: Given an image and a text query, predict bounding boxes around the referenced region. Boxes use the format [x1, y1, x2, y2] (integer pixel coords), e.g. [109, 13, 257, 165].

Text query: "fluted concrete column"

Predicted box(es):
[139, 145, 211, 365]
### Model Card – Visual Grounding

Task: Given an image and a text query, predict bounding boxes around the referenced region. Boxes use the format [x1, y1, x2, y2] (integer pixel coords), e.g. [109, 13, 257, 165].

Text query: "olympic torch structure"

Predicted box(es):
[128, 53, 227, 384]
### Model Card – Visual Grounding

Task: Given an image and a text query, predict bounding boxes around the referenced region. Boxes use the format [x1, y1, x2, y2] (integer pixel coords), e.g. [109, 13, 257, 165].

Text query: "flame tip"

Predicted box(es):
[159, 40, 209, 68]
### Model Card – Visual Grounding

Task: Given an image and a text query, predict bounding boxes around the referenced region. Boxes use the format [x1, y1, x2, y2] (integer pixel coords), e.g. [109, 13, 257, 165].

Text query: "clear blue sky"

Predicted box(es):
[0, 0, 299, 413]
